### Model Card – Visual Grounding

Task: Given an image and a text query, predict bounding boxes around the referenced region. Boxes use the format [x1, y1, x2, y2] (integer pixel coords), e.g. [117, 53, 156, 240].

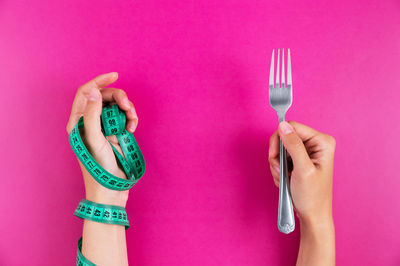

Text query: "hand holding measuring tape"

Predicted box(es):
[66, 73, 145, 265]
[66, 72, 142, 207]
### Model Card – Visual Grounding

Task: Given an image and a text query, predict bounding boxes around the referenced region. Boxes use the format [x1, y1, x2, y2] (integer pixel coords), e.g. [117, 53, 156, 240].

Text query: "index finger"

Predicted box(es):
[287, 121, 319, 142]
[66, 72, 118, 133]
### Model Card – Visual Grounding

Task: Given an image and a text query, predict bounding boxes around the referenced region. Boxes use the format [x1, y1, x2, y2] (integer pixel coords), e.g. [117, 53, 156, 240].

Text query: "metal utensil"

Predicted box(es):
[268, 48, 295, 234]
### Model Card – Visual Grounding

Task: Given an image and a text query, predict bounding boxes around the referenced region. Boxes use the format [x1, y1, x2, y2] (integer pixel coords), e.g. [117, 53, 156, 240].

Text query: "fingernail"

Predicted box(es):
[129, 108, 138, 118]
[87, 90, 100, 101]
[129, 120, 138, 132]
[273, 165, 280, 174]
[109, 72, 118, 78]
[268, 144, 273, 156]
[122, 98, 131, 108]
[279, 122, 293, 135]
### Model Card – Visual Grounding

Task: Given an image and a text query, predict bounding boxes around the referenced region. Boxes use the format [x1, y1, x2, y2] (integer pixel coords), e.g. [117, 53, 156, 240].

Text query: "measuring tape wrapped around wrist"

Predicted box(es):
[69, 104, 145, 266]
[74, 199, 130, 228]
[74, 199, 130, 265]
[69, 104, 145, 190]
[74, 200, 130, 265]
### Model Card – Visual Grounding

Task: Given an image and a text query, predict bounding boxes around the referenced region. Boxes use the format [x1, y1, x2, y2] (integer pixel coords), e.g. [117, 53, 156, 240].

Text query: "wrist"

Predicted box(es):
[298, 213, 336, 266]
[85, 190, 129, 208]
[299, 214, 335, 242]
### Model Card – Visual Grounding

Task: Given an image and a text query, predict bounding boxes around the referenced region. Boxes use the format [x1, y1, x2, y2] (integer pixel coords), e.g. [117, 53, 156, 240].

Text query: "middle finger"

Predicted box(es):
[101, 87, 139, 132]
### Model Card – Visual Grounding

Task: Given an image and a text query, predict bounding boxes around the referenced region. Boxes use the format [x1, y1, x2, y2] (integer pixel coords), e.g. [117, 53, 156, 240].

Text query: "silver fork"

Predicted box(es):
[269, 48, 295, 234]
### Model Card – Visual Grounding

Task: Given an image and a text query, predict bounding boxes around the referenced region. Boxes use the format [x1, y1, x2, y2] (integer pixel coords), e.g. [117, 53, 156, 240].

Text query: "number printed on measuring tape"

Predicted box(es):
[74, 199, 130, 228]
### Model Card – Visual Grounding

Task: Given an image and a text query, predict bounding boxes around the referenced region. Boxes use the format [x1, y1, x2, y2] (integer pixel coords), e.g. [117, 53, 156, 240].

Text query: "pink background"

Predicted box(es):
[1, 0, 399, 265]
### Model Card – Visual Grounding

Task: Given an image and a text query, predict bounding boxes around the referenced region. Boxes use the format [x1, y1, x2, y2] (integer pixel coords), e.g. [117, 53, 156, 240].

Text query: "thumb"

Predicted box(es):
[83, 89, 104, 149]
[278, 122, 314, 172]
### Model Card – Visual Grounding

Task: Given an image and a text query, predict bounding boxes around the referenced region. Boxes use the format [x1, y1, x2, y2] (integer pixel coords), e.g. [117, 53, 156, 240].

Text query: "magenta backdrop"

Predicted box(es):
[1, 0, 399, 265]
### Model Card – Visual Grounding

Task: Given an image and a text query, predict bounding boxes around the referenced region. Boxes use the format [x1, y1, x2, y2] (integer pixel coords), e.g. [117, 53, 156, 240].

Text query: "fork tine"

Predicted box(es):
[276, 49, 280, 88]
[287, 49, 292, 86]
[269, 49, 275, 87]
[281, 49, 285, 88]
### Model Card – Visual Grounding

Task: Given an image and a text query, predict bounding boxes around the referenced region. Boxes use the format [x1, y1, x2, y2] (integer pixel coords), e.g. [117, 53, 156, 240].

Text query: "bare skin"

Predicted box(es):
[67, 73, 335, 265]
[269, 121, 336, 266]
[66, 72, 138, 265]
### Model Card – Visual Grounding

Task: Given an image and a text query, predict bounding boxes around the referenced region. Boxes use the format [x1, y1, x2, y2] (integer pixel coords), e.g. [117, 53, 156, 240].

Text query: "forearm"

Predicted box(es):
[82, 220, 128, 265]
[67, 73, 140, 266]
[79, 189, 129, 265]
[297, 217, 335, 266]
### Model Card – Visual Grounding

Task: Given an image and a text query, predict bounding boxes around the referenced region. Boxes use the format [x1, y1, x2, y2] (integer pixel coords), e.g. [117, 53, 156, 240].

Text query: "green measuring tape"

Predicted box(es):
[69, 104, 145, 265]
[74, 199, 130, 228]
[77, 238, 95, 266]
[69, 105, 145, 190]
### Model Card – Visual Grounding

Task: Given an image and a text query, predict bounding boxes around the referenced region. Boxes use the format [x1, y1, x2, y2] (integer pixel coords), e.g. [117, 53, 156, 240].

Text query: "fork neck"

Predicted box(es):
[278, 114, 286, 123]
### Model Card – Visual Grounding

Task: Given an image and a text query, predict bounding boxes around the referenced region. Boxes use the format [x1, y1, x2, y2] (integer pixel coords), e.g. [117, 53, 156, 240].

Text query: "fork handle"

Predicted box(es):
[278, 138, 295, 234]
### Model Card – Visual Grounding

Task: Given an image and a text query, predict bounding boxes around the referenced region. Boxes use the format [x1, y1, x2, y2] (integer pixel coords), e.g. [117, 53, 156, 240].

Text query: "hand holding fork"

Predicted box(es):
[269, 49, 295, 234]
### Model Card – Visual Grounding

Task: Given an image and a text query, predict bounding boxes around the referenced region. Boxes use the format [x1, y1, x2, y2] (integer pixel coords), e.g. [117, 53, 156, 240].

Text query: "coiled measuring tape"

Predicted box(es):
[69, 105, 145, 190]
[69, 104, 145, 265]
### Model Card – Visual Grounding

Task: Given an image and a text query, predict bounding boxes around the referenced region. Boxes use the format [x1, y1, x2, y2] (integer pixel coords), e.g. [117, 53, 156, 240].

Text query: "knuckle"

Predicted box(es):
[293, 140, 304, 150]
[117, 89, 127, 98]
[77, 85, 84, 94]
[77, 83, 94, 96]
[315, 133, 336, 150]
[329, 135, 336, 147]
[286, 136, 303, 151]
[323, 134, 336, 148]
[268, 155, 274, 164]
